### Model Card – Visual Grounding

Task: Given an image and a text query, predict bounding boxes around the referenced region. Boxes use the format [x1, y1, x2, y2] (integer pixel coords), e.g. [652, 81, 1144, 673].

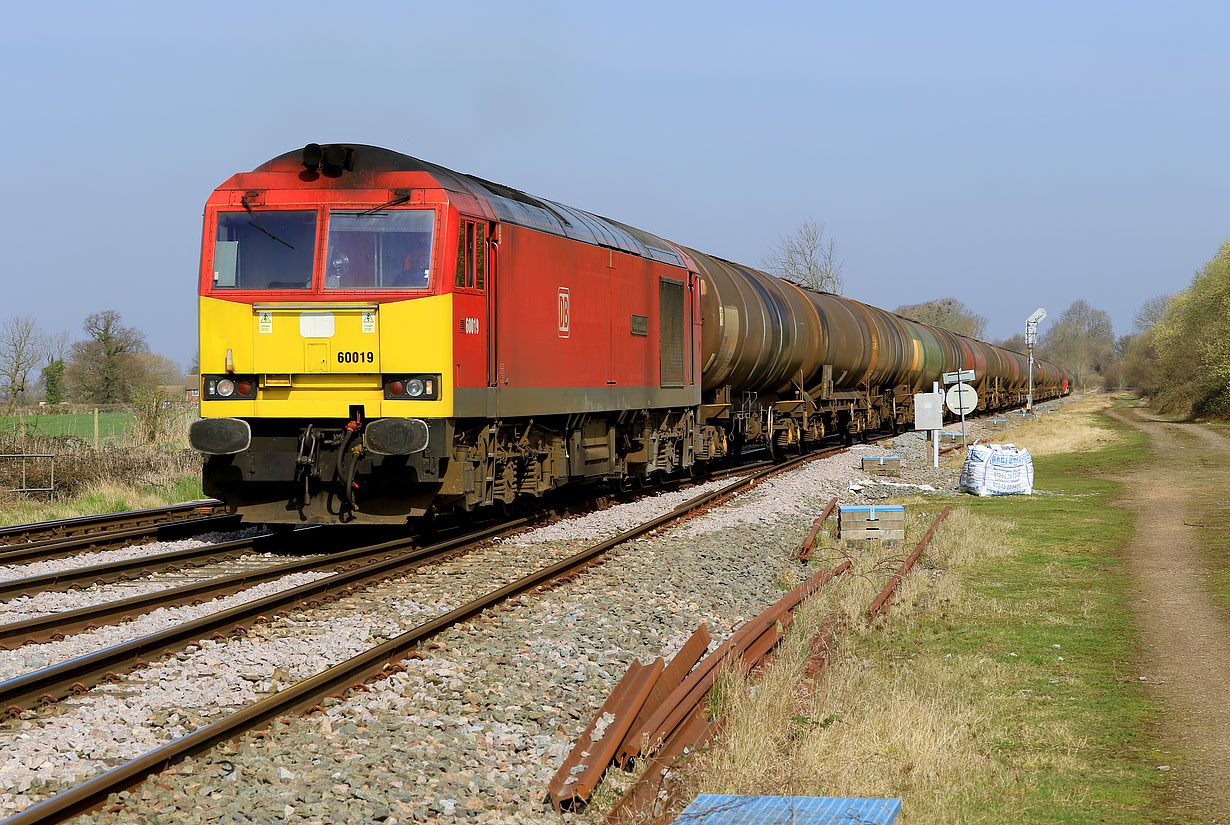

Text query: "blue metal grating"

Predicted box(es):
[674, 795, 902, 824]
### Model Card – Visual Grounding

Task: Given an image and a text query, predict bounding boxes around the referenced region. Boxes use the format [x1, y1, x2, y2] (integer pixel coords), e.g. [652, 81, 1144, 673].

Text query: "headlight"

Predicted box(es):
[202, 375, 257, 400]
[383, 374, 440, 400]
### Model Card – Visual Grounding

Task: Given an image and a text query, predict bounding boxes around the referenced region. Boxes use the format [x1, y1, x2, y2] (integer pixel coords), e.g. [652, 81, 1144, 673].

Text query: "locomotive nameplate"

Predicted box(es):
[630, 314, 649, 336]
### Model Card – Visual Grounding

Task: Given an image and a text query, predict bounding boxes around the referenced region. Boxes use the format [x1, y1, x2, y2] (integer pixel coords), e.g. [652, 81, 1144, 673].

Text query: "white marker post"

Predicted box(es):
[913, 385, 944, 469]
[932, 381, 941, 468]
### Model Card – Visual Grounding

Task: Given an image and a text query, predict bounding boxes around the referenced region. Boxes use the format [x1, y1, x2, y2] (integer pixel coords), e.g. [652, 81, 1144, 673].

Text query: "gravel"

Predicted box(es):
[0, 527, 269, 583]
[0, 570, 337, 681]
[0, 413, 1035, 823]
[0, 550, 325, 627]
[508, 477, 737, 544]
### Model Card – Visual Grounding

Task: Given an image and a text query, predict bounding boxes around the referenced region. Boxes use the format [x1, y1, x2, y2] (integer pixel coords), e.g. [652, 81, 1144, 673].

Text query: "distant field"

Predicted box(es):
[0, 411, 136, 442]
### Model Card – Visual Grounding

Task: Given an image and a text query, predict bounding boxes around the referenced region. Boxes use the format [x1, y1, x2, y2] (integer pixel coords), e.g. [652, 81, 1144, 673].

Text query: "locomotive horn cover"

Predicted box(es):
[364, 418, 430, 456]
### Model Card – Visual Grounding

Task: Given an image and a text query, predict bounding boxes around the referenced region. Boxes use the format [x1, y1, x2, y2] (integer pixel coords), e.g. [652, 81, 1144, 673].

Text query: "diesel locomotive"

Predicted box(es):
[189, 144, 1069, 524]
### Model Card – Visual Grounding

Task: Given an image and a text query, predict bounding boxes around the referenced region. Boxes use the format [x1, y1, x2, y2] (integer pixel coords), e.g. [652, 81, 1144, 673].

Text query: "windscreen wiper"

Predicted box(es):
[358, 193, 412, 216]
[242, 195, 294, 249]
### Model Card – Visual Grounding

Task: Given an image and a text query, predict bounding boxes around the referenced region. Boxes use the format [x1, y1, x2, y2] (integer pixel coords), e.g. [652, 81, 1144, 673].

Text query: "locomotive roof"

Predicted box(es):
[255, 144, 686, 269]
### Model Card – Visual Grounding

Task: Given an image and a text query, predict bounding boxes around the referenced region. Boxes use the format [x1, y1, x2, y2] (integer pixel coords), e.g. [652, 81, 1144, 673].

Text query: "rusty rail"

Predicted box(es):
[0, 530, 288, 600]
[603, 505, 959, 823]
[796, 497, 839, 561]
[540, 562, 852, 819]
[866, 506, 952, 619]
[547, 658, 663, 811]
[0, 501, 226, 550]
[0, 522, 523, 715]
[0, 535, 422, 649]
[0, 514, 240, 568]
[602, 563, 850, 824]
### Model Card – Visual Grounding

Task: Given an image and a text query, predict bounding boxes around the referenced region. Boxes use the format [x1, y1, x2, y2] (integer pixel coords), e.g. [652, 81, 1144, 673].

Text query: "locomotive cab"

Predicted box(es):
[191, 146, 483, 523]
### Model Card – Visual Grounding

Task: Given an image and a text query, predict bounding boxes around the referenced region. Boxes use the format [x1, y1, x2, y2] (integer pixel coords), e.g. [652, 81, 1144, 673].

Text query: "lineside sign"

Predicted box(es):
[943, 369, 975, 384]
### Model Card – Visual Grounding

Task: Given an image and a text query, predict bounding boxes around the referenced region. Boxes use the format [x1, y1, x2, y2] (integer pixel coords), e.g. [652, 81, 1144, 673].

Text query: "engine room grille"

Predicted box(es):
[659, 277, 685, 388]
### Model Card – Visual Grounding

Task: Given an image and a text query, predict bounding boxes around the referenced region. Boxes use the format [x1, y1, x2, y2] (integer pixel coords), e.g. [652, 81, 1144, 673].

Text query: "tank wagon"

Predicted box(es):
[190, 144, 1069, 524]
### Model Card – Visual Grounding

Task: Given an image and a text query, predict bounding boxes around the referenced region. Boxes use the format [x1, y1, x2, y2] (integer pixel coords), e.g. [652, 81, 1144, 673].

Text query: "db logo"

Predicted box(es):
[557, 287, 570, 338]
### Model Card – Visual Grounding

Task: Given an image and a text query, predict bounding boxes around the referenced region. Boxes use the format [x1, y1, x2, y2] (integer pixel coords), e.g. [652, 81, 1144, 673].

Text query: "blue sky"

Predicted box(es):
[2, 1, 1227, 368]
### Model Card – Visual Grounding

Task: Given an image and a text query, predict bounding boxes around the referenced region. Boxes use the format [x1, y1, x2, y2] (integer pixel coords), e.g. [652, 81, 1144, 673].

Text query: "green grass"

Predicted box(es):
[0, 474, 204, 528]
[869, 417, 1179, 823]
[947, 428, 1168, 821]
[0, 411, 136, 442]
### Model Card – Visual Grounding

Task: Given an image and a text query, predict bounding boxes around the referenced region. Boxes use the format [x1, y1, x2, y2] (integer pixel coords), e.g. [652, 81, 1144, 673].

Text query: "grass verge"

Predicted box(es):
[0, 475, 204, 528]
[678, 404, 1177, 823]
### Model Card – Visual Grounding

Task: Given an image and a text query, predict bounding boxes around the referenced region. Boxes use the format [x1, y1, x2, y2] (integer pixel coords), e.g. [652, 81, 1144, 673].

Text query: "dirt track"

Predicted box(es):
[1108, 407, 1230, 822]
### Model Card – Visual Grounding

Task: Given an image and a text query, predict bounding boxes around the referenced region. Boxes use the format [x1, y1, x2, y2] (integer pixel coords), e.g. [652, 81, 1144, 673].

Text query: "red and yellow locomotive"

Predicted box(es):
[191, 144, 1068, 524]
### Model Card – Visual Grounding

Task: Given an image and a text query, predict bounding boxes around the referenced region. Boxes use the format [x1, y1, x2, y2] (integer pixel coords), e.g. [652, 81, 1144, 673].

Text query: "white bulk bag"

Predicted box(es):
[960, 443, 1034, 496]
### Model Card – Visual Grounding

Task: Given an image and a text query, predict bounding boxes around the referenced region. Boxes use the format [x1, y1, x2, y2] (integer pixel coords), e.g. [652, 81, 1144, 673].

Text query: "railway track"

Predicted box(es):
[0, 503, 234, 563]
[0, 530, 295, 601]
[0, 446, 829, 825]
[0, 406, 1033, 823]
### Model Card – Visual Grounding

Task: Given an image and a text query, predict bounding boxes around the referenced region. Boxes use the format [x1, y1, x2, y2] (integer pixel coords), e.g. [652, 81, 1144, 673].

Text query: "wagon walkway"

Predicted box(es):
[1108, 407, 1230, 822]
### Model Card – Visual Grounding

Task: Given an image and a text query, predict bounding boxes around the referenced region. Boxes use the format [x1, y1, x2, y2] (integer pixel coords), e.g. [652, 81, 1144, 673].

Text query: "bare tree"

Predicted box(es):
[0, 316, 43, 413]
[67, 310, 149, 404]
[761, 218, 843, 293]
[995, 333, 1028, 355]
[1040, 299, 1116, 389]
[1133, 294, 1172, 334]
[894, 297, 989, 340]
[43, 330, 69, 363]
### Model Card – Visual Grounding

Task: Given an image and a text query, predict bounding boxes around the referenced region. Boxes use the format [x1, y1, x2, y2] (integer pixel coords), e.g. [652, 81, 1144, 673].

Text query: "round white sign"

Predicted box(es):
[945, 382, 978, 415]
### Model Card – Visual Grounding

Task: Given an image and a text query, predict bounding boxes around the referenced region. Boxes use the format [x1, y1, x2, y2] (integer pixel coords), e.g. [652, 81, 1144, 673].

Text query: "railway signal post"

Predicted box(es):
[1026, 308, 1047, 413]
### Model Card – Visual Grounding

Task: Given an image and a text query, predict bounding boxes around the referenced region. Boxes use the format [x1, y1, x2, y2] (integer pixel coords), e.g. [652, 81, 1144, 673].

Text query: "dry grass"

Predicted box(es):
[0, 472, 204, 528]
[983, 393, 1122, 457]
[0, 420, 202, 527]
[675, 508, 1088, 823]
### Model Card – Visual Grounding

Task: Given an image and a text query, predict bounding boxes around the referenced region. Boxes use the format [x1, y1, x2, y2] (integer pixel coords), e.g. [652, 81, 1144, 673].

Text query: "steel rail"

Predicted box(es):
[0, 521, 521, 715]
[0, 529, 298, 599]
[0, 450, 827, 825]
[0, 536, 424, 649]
[867, 505, 953, 618]
[0, 515, 241, 567]
[0, 501, 224, 547]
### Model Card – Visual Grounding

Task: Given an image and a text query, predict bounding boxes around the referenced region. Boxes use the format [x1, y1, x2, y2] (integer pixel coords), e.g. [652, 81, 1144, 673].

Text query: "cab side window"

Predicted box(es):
[454, 220, 486, 290]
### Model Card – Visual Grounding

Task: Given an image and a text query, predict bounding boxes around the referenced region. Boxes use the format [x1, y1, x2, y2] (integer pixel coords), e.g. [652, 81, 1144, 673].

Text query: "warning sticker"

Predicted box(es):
[258, 312, 273, 334]
[362, 311, 375, 333]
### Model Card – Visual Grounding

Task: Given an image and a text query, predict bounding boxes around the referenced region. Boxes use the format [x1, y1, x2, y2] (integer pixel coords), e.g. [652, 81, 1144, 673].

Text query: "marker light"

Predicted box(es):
[236, 380, 253, 396]
[388, 380, 405, 396]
